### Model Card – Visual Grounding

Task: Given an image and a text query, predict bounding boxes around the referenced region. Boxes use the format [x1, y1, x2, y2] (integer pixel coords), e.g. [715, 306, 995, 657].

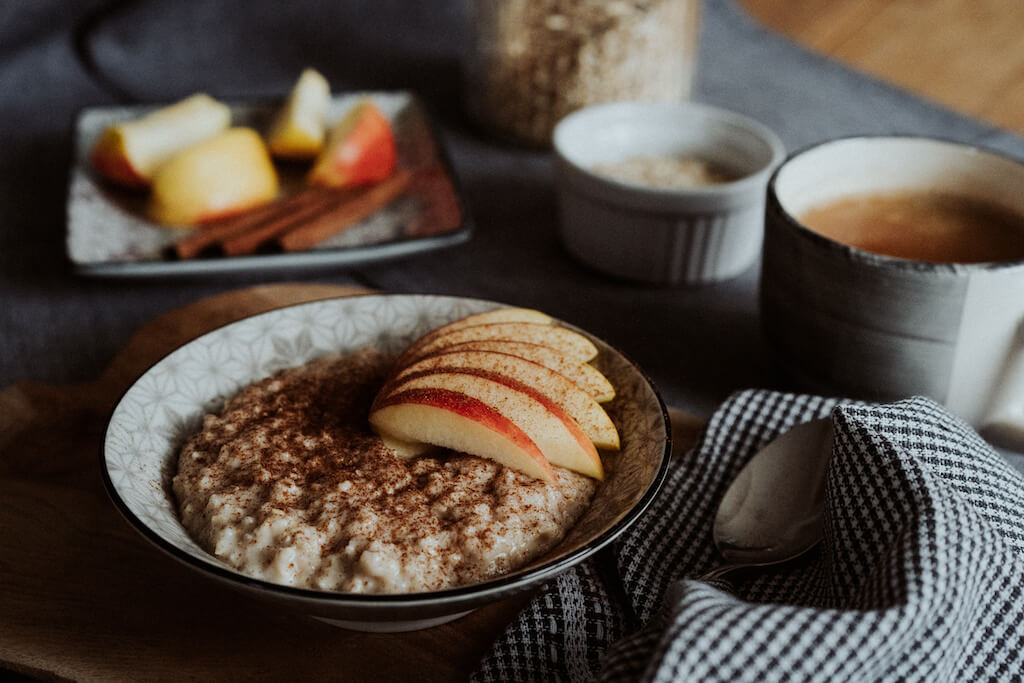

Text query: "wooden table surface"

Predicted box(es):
[739, 0, 1024, 136]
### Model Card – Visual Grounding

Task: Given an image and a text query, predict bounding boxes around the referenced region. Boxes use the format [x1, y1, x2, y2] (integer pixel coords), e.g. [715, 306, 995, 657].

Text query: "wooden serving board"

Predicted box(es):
[0, 283, 702, 682]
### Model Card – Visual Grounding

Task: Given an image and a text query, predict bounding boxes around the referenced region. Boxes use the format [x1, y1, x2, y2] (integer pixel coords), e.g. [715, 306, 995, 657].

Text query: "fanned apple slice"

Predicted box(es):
[434, 308, 552, 334]
[375, 370, 603, 480]
[379, 433, 434, 460]
[436, 339, 615, 402]
[403, 322, 599, 364]
[266, 67, 331, 160]
[389, 351, 619, 450]
[370, 388, 556, 483]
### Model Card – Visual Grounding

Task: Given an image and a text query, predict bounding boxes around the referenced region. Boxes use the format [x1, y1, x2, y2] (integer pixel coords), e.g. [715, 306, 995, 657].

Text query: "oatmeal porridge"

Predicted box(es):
[591, 155, 734, 189]
[172, 349, 597, 594]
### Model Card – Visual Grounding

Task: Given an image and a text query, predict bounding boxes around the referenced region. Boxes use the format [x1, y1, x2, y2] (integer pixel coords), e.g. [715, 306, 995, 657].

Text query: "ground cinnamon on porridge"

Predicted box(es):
[172, 348, 596, 594]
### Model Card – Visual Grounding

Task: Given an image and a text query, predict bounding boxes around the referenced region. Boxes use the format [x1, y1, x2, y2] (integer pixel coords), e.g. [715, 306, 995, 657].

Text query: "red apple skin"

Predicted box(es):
[308, 100, 397, 188]
[370, 387, 556, 483]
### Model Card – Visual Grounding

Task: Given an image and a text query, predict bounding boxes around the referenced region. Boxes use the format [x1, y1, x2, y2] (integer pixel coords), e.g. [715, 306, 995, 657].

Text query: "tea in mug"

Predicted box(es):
[800, 191, 1024, 263]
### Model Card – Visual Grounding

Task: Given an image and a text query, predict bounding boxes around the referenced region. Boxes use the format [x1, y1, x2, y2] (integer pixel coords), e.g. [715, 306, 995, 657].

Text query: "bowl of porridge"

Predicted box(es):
[101, 294, 671, 632]
[553, 101, 785, 285]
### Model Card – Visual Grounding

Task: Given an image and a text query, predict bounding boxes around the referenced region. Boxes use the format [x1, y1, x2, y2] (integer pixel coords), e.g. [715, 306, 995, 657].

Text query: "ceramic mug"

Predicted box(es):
[760, 136, 1024, 447]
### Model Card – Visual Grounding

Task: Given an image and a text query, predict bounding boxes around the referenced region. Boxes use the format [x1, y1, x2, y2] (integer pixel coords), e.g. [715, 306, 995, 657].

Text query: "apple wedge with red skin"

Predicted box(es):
[308, 98, 397, 188]
[389, 350, 620, 451]
[371, 369, 604, 481]
[370, 388, 556, 483]
[434, 339, 615, 402]
[401, 321, 599, 366]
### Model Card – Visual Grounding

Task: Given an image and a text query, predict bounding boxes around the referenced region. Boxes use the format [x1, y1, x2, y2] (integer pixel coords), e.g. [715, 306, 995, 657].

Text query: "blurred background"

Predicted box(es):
[1, 0, 1023, 416]
[740, 0, 1024, 135]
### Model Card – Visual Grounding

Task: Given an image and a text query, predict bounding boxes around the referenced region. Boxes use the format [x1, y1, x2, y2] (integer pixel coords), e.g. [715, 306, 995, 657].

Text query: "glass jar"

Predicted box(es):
[464, 0, 701, 147]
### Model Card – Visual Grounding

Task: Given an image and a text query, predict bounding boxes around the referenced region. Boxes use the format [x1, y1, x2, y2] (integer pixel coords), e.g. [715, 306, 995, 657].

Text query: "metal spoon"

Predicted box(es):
[704, 417, 834, 580]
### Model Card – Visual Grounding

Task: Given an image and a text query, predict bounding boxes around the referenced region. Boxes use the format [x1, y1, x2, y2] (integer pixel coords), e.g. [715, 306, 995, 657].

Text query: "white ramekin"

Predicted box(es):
[553, 101, 785, 285]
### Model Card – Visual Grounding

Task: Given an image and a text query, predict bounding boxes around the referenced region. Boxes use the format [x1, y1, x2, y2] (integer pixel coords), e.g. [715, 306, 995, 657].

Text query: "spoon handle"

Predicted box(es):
[699, 546, 820, 582]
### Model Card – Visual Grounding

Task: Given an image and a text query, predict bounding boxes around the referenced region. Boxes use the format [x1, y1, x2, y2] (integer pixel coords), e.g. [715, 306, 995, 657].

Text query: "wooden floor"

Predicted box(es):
[737, 0, 1024, 136]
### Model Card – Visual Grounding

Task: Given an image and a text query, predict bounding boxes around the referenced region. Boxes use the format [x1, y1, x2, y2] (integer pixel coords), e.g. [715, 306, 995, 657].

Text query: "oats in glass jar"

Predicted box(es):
[464, 0, 701, 147]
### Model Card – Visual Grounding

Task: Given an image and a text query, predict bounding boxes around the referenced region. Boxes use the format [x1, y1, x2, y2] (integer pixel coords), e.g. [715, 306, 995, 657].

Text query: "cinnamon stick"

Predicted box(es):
[219, 188, 359, 256]
[276, 171, 412, 253]
[172, 187, 337, 259]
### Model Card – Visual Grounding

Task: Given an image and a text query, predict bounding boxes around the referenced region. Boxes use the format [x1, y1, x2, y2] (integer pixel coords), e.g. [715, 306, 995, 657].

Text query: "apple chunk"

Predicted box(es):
[404, 322, 599, 364]
[390, 351, 619, 451]
[376, 370, 603, 480]
[266, 67, 331, 160]
[308, 98, 397, 188]
[148, 128, 279, 227]
[90, 93, 230, 188]
[438, 339, 615, 402]
[370, 388, 556, 483]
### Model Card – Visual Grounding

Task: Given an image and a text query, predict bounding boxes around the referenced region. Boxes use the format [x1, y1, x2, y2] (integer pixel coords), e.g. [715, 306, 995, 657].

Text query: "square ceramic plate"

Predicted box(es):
[67, 92, 472, 277]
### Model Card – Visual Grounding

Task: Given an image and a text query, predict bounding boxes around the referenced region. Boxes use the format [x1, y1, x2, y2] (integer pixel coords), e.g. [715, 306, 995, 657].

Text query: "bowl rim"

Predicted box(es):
[552, 100, 786, 211]
[767, 134, 1024, 272]
[99, 292, 673, 607]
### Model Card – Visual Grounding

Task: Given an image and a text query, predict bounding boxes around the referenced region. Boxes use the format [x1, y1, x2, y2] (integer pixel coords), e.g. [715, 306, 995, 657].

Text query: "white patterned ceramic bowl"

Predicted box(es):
[101, 294, 671, 632]
[553, 101, 785, 285]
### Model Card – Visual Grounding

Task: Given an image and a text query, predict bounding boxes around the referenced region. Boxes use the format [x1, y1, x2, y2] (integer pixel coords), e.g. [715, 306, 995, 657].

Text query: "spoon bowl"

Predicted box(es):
[708, 417, 833, 577]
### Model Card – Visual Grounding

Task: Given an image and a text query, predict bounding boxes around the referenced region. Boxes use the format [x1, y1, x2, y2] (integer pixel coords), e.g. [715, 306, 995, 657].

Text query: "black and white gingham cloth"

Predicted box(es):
[472, 390, 1024, 682]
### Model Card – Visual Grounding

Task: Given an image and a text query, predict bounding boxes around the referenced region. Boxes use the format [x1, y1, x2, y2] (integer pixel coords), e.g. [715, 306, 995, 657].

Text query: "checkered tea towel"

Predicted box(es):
[472, 390, 1024, 682]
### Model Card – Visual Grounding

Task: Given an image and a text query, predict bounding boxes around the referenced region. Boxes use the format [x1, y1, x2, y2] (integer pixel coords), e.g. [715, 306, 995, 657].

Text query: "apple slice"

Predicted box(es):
[389, 351, 619, 450]
[376, 370, 603, 479]
[148, 128, 279, 227]
[437, 340, 615, 402]
[379, 433, 434, 459]
[308, 98, 397, 188]
[404, 322, 599, 364]
[370, 388, 556, 483]
[266, 67, 331, 160]
[435, 308, 553, 334]
[90, 93, 231, 188]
